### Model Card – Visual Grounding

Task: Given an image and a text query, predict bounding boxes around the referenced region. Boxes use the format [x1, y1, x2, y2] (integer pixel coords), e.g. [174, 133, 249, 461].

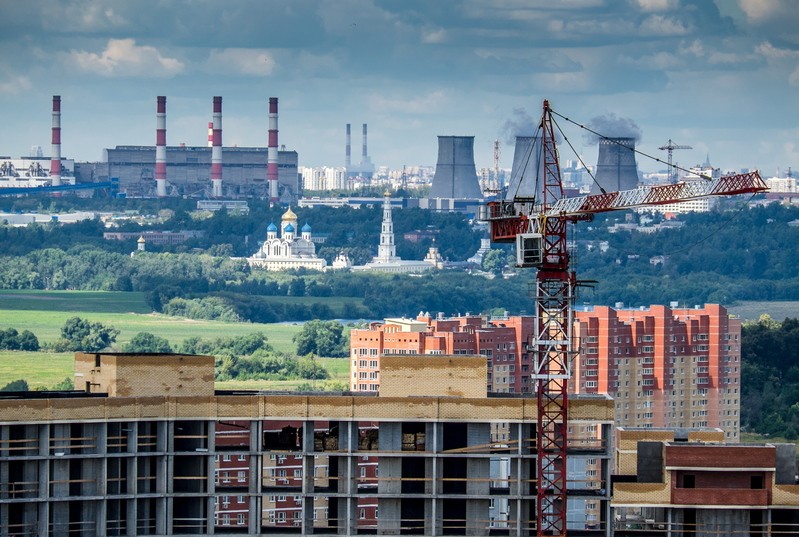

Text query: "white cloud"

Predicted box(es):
[0, 75, 31, 95]
[422, 28, 447, 44]
[65, 39, 184, 77]
[207, 48, 276, 76]
[755, 41, 799, 85]
[789, 66, 799, 87]
[639, 14, 690, 35]
[634, 0, 678, 12]
[756, 41, 799, 60]
[367, 90, 448, 114]
[738, 0, 782, 21]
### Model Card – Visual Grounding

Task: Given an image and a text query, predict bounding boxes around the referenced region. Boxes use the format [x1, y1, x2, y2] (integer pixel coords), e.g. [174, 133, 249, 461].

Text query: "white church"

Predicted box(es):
[247, 208, 327, 271]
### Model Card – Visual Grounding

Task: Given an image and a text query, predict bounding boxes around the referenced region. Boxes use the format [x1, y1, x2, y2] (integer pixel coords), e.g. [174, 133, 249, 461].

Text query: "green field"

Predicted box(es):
[0, 351, 74, 390]
[728, 301, 799, 323]
[0, 290, 358, 390]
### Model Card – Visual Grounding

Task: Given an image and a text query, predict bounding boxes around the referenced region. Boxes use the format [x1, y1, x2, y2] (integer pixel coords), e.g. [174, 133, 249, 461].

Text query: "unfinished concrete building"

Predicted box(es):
[0, 352, 614, 536]
[612, 428, 799, 536]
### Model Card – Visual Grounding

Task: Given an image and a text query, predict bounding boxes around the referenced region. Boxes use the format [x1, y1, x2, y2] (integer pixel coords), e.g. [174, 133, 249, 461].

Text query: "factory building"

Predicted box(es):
[0, 352, 615, 536]
[103, 145, 299, 200]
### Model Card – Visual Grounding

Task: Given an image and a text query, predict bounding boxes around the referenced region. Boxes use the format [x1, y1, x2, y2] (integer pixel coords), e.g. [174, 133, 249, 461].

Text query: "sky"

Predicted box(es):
[0, 0, 797, 175]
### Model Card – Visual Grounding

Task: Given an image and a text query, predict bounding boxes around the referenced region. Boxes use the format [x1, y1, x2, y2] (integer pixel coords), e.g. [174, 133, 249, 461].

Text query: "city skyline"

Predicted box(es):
[0, 0, 797, 175]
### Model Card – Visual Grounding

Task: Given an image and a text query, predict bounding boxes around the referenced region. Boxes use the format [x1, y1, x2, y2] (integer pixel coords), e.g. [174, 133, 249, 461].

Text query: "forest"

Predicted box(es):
[0, 196, 797, 321]
[741, 316, 799, 440]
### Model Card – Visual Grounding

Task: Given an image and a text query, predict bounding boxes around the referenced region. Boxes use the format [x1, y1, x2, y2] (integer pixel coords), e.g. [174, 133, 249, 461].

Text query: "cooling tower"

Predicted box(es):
[429, 136, 482, 199]
[591, 137, 639, 194]
[505, 135, 545, 202]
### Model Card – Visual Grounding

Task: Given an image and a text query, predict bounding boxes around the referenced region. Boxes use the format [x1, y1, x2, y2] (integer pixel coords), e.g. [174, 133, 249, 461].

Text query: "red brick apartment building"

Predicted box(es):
[350, 314, 534, 394]
[573, 304, 741, 440]
[351, 304, 740, 439]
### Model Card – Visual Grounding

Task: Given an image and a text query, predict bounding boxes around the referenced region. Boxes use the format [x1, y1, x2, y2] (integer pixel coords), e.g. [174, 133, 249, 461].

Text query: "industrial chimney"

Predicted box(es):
[591, 137, 639, 194]
[429, 136, 482, 199]
[207, 122, 213, 147]
[50, 96, 61, 187]
[155, 96, 167, 197]
[211, 96, 222, 198]
[267, 97, 279, 203]
[345, 123, 351, 170]
[361, 123, 367, 163]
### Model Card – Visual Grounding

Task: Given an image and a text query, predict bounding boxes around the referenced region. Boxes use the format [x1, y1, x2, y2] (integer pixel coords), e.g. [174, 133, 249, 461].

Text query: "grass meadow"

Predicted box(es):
[0, 290, 354, 390]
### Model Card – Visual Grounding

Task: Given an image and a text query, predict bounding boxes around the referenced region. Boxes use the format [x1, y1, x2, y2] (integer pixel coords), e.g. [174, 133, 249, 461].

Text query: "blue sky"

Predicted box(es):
[0, 0, 797, 175]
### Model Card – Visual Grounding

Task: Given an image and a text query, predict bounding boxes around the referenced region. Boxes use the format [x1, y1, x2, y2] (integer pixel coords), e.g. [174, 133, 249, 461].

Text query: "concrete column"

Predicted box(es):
[38, 424, 50, 537]
[249, 419, 262, 535]
[466, 499, 490, 536]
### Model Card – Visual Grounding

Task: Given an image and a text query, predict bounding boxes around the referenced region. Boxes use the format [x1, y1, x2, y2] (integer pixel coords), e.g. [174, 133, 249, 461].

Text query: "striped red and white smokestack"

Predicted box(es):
[362, 123, 368, 161]
[155, 96, 167, 197]
[207, 122, 213, 147]
[267, 97, 279, 203]
[345, 123, 351, 169]
[50, 96, 62, 187]
[211, 96, 223, 198]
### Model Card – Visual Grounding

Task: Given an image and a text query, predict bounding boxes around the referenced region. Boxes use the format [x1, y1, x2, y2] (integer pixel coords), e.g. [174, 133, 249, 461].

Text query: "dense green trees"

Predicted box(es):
[0, 328, 39, 351]
[293, 320, 348, 357]
[124, 332, 173, 353]
[57, 317, 119, 352]
[741, 315, 799, 439]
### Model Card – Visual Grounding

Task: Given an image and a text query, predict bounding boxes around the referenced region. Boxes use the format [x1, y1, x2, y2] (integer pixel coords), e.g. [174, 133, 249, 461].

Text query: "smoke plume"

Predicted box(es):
[584, 113, 642, 145]
[500, 108, 537, 145]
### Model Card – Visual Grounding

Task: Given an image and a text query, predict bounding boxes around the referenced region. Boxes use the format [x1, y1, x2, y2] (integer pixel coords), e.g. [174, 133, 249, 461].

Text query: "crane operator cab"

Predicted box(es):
[516, 232, 543, 268]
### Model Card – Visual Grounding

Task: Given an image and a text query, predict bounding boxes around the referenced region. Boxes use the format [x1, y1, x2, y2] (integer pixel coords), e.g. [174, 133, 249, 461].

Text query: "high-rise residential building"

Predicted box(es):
[573, 304, 741, 440]
[351, 304, 740, 441]
[349, 313, 534, 394]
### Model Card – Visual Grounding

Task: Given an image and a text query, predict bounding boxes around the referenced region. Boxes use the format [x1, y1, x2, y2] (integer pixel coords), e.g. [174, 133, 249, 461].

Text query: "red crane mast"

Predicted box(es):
[481, 100, 767, 537]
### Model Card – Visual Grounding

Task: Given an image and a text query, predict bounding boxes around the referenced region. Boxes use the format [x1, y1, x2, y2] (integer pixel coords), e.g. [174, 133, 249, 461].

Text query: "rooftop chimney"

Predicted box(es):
[268, 97, 279, 203]
[50, 96, 61, 187]
[211, 96, 222, 198]
[155, 96, 167, 197]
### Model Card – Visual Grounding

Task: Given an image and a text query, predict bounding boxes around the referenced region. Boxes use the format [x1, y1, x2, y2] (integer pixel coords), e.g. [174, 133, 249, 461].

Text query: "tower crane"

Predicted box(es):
[480, 100, 767, 537]
[659, 139, 693, 183]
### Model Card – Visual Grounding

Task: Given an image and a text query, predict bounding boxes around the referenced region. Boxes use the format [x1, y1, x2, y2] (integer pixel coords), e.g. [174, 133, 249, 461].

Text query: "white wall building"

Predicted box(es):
[247, 208, 327, 271]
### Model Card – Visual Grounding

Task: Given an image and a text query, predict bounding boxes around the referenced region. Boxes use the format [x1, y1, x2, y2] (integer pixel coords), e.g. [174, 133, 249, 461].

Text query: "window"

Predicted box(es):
[237, 513, 246, 526]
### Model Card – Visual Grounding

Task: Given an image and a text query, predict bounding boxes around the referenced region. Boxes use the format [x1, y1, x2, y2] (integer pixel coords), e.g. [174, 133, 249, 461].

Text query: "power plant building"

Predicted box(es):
[103, 146, 299, 200]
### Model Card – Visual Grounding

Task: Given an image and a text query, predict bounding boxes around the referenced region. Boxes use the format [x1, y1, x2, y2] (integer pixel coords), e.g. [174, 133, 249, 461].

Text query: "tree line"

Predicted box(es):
[0, 318, 351, 391]
[741, 315, 799, 439]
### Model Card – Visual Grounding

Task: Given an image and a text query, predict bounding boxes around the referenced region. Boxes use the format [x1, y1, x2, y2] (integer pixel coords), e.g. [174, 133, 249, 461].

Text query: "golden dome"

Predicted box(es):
[281, 207, 298, 221]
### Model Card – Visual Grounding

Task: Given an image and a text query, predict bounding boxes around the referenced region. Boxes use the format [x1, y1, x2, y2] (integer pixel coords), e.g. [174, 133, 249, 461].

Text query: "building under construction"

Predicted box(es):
[0, 352, 614, 536]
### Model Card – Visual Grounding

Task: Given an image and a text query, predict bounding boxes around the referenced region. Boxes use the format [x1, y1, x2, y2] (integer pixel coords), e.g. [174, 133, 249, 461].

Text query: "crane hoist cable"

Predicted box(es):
[549, 107, 713, 182]
[550, 114, 605, 195]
